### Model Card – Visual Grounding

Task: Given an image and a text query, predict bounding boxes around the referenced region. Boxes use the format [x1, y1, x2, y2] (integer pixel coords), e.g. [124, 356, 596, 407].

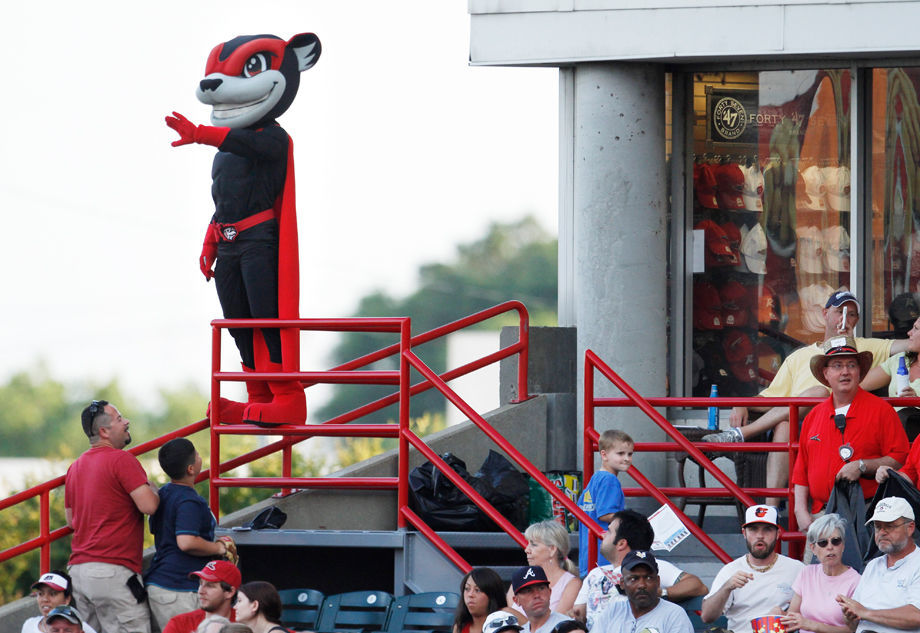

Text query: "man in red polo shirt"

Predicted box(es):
[792, 336, 910, 531]
[163, 561, 240, 633]
[65, 400, 160, 633]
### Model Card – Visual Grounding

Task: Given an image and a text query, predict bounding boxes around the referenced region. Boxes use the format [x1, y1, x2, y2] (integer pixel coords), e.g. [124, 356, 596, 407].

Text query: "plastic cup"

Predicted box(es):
[750, 615, 786, 633]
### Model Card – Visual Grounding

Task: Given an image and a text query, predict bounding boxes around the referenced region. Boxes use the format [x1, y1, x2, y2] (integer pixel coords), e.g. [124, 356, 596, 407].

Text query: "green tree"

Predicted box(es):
[318, 215, 557, 427]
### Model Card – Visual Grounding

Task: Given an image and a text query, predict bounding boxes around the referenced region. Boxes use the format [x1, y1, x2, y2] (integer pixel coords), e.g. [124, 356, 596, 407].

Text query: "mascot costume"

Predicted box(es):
[166, 33, 320, 426]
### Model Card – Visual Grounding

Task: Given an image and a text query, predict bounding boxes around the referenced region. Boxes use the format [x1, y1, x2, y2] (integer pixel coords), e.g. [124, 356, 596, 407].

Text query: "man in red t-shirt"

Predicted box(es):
[65, 400, 160, 633]
[792, 338, 909, 531]
[163, 561, 240, 633]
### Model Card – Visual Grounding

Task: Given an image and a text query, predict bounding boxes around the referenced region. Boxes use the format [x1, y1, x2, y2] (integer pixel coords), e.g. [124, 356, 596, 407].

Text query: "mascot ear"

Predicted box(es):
[288, 33, 321, 72]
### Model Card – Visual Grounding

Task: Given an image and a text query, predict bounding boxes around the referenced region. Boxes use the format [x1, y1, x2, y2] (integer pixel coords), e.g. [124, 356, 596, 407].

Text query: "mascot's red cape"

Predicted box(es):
[166, 33, 320, 426]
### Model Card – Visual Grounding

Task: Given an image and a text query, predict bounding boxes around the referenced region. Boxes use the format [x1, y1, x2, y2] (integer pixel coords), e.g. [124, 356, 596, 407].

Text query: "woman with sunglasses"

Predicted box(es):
[780, 514, 860, 633]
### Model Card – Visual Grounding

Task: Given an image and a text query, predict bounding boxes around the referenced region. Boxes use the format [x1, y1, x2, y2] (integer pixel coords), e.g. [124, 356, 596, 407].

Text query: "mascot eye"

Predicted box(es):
[243, 53, 271, 77]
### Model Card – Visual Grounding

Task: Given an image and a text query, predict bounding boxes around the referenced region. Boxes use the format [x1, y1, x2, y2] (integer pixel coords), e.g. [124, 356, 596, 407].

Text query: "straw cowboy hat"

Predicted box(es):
[809, 335, 873, 387]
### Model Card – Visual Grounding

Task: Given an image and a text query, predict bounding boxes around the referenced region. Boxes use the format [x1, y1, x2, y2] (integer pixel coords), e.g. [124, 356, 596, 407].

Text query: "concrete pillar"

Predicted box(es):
[570, 63, 668, 503]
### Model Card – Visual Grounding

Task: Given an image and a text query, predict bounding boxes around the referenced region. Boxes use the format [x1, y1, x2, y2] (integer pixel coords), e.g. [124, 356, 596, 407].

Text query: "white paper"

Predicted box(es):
[692, 229, 705, 273]
[649, 504, 691, 551]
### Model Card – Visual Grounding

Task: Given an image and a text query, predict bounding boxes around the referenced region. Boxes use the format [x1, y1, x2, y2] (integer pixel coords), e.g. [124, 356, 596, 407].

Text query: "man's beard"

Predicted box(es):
[747, 538, 777, 560]
[878, 535, 908, 555]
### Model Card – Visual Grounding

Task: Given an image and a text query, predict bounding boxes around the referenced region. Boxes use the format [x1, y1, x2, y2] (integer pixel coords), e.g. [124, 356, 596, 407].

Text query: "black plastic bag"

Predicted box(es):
[408, 450, 529, 531]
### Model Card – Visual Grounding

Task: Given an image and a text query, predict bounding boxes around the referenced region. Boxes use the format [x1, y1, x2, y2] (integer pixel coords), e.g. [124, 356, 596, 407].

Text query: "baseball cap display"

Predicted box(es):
[511, 565, 550, 593]
[823, 165, 851, 212]
[739, 223, 767, 275]
[719, 280, 750, 328]
[800, 165, 828, 211]
[823, 225, 851, 272]
[743, 504, 779, 528]
[740, 164, 765, 212]
[796, 225, 825, 274]
[694, 163, 719, 209]
[694, 281, 723, 330]
[723, 331, 757, 382]
[758, 285, 782, 329]
[715, 163, 746, 210]
[866, 496, 915, 524]
[800, 282, 837, 332]
[721, 222, 743, 266]
[483, 611, 524, 633]
[696, 220, 739, 267]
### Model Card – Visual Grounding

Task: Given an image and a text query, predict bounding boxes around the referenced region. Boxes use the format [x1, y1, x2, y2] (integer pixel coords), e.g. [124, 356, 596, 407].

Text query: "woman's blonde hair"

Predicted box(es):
[525, 519, 578, 575]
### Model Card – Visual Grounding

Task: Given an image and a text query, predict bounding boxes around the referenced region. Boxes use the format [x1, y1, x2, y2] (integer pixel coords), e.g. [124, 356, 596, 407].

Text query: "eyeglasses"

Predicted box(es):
[875, 520, 910, 533]
[814, 536, 843, 548]
[827, 361, 859, 371]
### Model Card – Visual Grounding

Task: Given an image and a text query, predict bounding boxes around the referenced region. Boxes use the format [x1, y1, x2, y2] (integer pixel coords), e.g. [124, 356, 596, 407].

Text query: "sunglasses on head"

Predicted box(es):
[815, 536, 843, 548]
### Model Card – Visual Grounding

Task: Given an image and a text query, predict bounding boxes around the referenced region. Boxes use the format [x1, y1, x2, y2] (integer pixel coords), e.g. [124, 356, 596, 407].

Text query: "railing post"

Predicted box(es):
[40, 490, 50, 573]
[280, 445, 293, 498]
[397, 318, 411, 529]
[788, 403, 801, 558]
[584, 353, 598, 571]
[515, 309, 530, 403]
[210, 324, 222, 520]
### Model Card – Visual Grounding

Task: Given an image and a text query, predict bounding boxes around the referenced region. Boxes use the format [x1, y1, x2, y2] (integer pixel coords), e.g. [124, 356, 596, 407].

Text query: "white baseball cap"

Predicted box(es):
[483, 611, 523, 633]
[740, 164, 765, 212]
[866, 497, 915, 525]
[823, 225, 851, 272]
[796, 225, 824, 274]
[743, 504, 779, 528]
[823, 165, 851, 212]
[800, 165, 827, 211]
[740, 224, 767, 275]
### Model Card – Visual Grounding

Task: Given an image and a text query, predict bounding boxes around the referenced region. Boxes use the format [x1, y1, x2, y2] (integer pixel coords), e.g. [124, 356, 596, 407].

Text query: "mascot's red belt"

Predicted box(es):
[208, 208, 277, 243]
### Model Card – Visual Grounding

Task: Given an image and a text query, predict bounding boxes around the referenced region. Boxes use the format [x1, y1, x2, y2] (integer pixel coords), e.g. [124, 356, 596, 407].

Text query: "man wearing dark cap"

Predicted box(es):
[510, 566, 568, 633]
[65, 400, 159, 633]
[45, 606, 85, 633]
[792, 336, 910, 530]
[162, 561, 240, 633]
[702, 505, 803, 633]
[705, 290, 914, 506]
[591, 550, 693, 633]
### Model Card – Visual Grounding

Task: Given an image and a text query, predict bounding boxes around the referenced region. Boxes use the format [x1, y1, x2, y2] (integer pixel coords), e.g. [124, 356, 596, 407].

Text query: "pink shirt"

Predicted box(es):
[791, 565, 860, 633]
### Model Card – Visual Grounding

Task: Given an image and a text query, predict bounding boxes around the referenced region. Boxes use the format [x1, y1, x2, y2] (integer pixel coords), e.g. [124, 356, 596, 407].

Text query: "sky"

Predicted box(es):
[0, 1, 558, 409]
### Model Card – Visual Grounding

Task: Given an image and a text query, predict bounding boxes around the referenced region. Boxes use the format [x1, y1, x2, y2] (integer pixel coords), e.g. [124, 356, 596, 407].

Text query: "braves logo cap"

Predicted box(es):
[743, 504, 779, 528]
[511, 565, 549, 594]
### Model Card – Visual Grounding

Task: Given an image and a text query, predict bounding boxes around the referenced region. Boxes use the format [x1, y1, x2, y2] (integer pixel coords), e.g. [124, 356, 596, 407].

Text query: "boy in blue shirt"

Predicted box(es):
[145, 438, 235, 631]
[578, 429, 633, 576]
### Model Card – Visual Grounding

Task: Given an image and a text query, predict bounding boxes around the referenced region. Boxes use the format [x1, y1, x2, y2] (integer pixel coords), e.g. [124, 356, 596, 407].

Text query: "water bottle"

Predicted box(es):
[708, 384, 719, 430]
[897, 356, 910, 394]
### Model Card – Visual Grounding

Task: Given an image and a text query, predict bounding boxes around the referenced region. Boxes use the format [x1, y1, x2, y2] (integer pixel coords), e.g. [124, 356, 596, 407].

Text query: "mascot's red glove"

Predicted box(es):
[166, 112, 230, 148]
[200, 223, 220, 281]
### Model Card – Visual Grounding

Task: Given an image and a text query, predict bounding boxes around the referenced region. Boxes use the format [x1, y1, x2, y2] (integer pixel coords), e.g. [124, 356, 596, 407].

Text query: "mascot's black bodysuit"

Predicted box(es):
[167, 33, 320, 426]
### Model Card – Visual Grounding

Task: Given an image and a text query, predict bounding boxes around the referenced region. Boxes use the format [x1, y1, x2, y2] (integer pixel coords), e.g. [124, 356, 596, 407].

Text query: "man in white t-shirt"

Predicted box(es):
[701, 505, 803, 633]
[837, 497, 920, 633]
[510, 566, 570, 633]
[572, 509, 707, 630]
[591, 550, 694, 633]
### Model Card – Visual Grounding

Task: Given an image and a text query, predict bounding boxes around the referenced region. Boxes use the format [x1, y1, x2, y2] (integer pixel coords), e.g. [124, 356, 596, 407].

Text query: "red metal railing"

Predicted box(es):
[584, 349, 816, 564]
[0, 302, 531, 575]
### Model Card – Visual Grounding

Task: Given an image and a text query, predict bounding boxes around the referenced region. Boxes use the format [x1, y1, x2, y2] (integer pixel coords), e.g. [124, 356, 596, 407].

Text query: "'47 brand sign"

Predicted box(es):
[706, 87, 759, 146]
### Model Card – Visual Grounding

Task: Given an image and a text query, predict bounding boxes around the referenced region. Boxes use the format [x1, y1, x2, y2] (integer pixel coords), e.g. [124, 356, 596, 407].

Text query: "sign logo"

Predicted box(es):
[755, 507, 768, 518]
[713, 96, 747, 140]
[523, 568, 536, 579]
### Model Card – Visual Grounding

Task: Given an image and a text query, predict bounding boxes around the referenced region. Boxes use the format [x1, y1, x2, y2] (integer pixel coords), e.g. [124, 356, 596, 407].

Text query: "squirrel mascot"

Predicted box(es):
[166, 33, 320, 426]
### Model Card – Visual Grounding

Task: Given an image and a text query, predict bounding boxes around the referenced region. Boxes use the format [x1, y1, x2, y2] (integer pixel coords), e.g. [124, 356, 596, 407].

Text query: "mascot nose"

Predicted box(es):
[199, 78, 223, 92]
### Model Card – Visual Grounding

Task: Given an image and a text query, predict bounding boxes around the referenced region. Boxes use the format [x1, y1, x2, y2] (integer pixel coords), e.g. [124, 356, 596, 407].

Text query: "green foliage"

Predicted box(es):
[318, 216, 558, 427]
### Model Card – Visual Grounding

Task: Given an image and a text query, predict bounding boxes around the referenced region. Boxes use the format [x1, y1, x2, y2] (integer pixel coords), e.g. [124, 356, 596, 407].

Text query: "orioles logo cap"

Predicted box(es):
[742, 504, 779, 528]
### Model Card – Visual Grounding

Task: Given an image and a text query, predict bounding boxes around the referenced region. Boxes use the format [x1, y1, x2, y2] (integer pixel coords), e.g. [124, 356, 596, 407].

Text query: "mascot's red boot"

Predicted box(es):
[167, 33, 320, 426]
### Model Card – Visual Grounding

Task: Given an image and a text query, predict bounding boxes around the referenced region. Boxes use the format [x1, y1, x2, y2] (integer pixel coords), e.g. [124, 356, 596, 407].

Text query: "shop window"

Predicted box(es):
[870, 68, 920, 339]
[690, 70, 851, 397]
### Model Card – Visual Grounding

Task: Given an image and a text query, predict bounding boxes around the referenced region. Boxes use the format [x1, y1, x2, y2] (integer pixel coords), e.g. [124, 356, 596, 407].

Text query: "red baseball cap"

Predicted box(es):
[715, 163, 746, 210]
[695, 164, 719, 209]
[719, 279, 749, 328]
[694, 281, 723, 330]
[189, 560, 241, 588]
[696, 220, 739, 267]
